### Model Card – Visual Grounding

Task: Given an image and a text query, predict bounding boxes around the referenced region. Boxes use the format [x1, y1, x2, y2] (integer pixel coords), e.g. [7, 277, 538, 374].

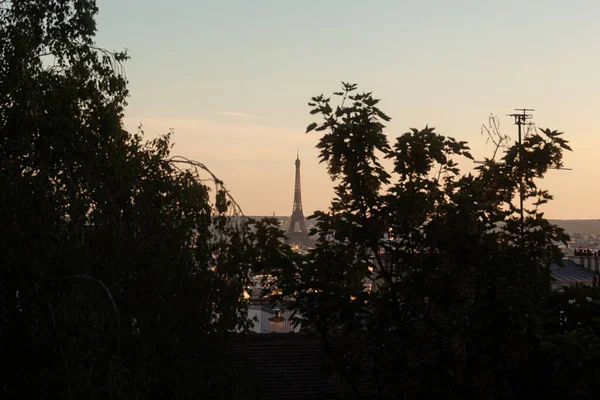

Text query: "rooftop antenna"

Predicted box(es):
[513, 108, 535, 224]
[475, 109, 571, 225]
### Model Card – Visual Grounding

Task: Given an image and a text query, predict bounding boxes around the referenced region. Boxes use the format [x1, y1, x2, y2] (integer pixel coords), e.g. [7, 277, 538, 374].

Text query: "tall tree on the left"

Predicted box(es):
[0, 1, 289, 398]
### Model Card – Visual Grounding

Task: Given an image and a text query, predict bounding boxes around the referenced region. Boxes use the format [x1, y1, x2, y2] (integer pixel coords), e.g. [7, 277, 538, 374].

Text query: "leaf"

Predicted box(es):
[306, 122, 317, 133]
[376, 109, 391, 122]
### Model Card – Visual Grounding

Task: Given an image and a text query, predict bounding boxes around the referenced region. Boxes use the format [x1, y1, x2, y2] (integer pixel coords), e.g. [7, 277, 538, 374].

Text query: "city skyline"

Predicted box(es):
[96, 0, 600, 218]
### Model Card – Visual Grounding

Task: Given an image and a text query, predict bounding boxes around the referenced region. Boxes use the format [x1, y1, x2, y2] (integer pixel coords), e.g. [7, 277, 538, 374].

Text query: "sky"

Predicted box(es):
[95, 0, 600, 218]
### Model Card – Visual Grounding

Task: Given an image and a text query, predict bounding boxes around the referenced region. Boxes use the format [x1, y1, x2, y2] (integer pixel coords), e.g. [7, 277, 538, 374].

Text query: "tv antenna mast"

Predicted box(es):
[475, 109, 571, 224]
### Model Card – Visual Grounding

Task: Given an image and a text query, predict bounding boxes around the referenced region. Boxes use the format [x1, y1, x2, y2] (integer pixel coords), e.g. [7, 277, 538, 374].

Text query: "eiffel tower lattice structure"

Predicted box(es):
[286, 152, 311, 245]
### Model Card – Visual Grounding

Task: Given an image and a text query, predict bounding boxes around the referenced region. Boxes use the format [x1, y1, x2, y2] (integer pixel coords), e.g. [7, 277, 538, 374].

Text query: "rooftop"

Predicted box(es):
[550, 259, 596, 286]
[229, 333, 340, 400]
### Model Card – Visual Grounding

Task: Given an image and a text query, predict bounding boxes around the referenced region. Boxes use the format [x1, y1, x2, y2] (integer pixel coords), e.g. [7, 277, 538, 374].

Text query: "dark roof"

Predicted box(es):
[229, 333, 341, 400]
[550, 259, 596, 284]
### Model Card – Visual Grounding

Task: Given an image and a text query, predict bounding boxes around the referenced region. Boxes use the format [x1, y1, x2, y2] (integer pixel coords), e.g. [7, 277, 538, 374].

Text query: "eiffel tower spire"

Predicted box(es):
[287, 152, 308, 243]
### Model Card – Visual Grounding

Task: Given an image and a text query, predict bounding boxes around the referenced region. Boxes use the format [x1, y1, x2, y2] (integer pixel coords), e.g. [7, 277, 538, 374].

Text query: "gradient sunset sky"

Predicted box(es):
[96, 0, 600, 218]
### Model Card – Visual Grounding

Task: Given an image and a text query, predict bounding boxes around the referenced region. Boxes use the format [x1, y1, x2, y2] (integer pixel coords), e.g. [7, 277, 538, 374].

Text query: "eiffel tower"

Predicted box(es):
[286, 152, 310, 245]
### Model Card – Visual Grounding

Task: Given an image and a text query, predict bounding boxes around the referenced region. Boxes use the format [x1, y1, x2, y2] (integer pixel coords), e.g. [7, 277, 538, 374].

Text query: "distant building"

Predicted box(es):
[569, 249, 600, 272]
[247, 303, 299, 333]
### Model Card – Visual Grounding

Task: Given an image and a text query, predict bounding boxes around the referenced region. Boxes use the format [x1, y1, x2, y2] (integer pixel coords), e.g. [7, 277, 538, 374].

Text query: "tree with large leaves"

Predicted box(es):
[277, 82, 577, 398]
[0, 1, 287, 398]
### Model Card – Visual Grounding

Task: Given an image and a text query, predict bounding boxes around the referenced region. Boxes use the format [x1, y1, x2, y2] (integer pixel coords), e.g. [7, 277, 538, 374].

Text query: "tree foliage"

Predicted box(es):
[273, 82, 597, 399]
[539, 285, 600, 399]
[0, 1, 286, 398]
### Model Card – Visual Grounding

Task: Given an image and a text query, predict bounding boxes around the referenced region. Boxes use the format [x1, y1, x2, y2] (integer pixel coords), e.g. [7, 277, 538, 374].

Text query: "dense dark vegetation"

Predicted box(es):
[270, 84, 600, 399]
[0, 1, 287, 398]
[1, 1, 599, 399]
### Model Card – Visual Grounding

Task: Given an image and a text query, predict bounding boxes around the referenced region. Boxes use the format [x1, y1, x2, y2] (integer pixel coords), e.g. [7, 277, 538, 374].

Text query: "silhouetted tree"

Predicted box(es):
[0, 1, 287, 398]
[277, 82, 577, 398]
[536, 284, 600, 399]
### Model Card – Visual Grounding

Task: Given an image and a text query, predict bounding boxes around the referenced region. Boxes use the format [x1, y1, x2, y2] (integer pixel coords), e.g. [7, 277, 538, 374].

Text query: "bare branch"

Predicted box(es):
[481, 114, 510, 162]
[168, 155, 246, 219]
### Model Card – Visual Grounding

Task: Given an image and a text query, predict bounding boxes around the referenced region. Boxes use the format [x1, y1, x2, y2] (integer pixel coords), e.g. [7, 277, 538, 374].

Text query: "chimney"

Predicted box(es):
[268, 306, 286, 333]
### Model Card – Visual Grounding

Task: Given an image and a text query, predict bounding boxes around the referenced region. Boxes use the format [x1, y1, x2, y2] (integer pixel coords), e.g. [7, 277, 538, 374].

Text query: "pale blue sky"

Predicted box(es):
[96, 0, 600, 218]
